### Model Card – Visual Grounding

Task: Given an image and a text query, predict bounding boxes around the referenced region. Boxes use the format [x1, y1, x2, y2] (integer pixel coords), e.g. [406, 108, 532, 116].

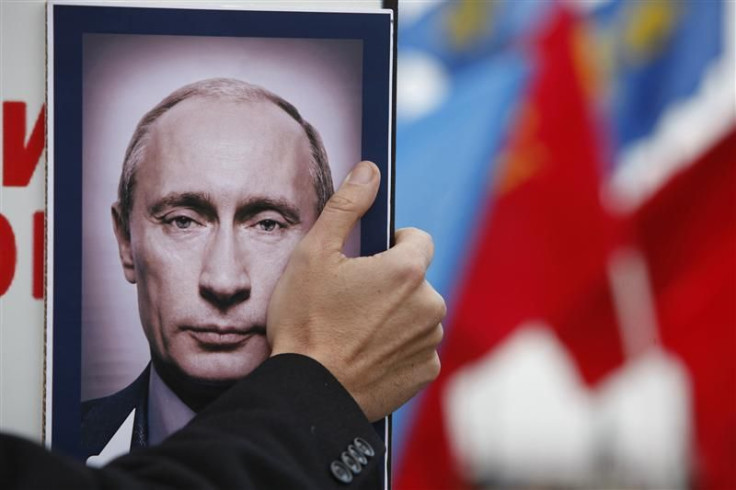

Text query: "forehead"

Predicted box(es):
[150, 96, 310, 165]
[134, 96, 317, 207]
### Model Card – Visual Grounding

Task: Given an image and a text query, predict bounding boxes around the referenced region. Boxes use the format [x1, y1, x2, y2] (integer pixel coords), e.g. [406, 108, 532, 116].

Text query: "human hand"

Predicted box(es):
[267, 161, 445, 422]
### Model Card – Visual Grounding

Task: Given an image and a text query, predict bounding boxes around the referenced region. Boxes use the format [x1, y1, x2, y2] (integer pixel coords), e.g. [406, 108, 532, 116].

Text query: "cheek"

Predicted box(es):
[248, 233, 303, 294]
[131, 231, 204, 320]
[133, 228, 204, 277]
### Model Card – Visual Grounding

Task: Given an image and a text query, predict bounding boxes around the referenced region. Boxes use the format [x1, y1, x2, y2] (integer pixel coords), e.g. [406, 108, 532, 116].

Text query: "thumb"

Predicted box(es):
[306, 161, 380, 252]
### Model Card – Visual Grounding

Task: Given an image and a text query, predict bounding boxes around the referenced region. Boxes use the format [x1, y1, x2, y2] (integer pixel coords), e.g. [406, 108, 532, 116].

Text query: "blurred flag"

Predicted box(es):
[392, 1, 537, 457]
[394, 0, 734, 488]
[586, 0, 725, 154]
[398, 0, 547, 71]
[632, 131, 736, 489]
[396, 56, 528, 315]
[397, 7, 625, 488]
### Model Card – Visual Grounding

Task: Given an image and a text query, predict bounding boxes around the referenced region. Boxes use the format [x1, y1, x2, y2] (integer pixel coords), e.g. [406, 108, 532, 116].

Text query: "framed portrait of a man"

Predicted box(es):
[46, 3, 394, 485]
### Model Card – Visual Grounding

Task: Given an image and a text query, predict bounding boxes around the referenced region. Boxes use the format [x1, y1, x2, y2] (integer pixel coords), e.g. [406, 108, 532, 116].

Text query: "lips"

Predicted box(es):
[184, 325, 266, 349]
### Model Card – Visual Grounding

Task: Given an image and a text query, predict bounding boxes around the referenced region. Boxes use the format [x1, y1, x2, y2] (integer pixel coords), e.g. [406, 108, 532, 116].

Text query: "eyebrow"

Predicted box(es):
[235, 197, 302, 225]
[149, 192, 302, 224]
[149, 192, 216, 221]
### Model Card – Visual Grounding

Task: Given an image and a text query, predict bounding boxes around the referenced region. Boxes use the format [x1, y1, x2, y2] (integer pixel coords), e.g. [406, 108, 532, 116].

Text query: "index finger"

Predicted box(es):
[380, 227, 435, 271]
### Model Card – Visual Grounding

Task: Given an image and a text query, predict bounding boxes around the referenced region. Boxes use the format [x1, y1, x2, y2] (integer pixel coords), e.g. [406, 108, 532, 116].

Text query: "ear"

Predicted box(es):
[112, 202, 137, 284]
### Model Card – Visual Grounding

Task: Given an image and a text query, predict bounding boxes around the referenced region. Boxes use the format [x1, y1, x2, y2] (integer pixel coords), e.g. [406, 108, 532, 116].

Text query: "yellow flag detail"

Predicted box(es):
[445, 0, 495, 51]
[624, 0, 678, 65]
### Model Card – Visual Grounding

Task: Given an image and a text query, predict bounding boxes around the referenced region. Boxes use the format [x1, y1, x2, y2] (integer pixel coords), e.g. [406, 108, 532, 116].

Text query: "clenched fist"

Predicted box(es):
[267, 161, 445, 421]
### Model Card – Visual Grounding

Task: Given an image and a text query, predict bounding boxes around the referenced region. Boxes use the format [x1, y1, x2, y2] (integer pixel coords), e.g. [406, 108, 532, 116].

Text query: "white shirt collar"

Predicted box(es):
[147, 364, 197, 446]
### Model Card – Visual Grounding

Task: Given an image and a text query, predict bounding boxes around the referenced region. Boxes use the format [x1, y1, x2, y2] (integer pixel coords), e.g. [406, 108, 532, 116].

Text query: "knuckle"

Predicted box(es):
[416, 228, 433, 248]
[399, 226, 425, 238]
[429, 323, 444, 347]
[428, 352, 441, 380]
[406, 227, 434, 254]
[399, 257, 426, 286]
[394, 227, 411, 239]
[418, 287, 446, 327]
[433, 292, 447, 322]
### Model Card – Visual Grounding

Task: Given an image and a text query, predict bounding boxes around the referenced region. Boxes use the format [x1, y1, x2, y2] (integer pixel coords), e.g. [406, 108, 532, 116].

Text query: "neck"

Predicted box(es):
[150, 354, 235, 412]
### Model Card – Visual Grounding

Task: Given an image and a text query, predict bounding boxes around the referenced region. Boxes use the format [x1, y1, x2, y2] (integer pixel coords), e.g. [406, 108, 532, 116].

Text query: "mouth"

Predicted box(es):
[183, 325, 266, 350]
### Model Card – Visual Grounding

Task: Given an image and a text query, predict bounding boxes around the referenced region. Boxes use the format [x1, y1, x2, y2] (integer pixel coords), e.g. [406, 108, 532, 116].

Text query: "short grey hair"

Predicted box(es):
[117, 77, 334, 234]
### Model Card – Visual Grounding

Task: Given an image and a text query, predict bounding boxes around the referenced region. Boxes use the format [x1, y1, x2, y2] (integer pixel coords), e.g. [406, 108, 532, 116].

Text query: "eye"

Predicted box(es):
[175, 216, 194, 229]
[257, 219, 283, 232]
[166, 215, 198, 230]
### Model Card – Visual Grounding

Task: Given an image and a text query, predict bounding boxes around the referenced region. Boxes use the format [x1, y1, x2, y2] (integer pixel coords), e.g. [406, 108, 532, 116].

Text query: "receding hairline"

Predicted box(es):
[145, 95, 311, 145]
[137, 96, 319, 203]
[117, 78, 334, 235]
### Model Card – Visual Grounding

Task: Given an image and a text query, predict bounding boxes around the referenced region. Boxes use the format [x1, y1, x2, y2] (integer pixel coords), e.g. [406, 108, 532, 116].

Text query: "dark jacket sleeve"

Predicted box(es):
[0, 354, 385, 489]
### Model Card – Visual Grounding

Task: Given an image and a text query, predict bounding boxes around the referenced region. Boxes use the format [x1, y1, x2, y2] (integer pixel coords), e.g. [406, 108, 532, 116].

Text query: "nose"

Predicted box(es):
[199, 226, 251, 311]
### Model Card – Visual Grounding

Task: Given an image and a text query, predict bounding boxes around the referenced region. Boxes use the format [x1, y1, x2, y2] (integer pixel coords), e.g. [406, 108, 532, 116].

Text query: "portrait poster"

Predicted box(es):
[45, 2, 394, 486]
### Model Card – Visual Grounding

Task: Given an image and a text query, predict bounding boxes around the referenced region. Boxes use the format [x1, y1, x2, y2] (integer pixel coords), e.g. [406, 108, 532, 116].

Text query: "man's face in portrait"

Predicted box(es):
[113, 96, 319, 383]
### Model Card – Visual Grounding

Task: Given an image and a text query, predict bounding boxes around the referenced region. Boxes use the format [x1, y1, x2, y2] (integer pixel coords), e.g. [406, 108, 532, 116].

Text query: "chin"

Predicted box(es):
[183, 346, 271, 383]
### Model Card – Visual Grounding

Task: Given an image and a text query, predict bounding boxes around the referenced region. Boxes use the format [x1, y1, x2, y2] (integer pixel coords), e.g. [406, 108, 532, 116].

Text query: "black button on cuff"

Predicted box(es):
[353, 437, 375, 458]
[331, 460, 353, 484]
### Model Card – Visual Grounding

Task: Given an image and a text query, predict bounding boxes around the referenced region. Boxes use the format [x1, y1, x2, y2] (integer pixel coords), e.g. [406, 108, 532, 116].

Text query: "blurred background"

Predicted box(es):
[391, 1, 734, 489]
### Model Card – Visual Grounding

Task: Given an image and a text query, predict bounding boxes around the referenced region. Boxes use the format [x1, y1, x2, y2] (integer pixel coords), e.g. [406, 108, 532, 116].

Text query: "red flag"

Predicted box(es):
[397, 8, 624, 489]
[633, 131, 736, 489]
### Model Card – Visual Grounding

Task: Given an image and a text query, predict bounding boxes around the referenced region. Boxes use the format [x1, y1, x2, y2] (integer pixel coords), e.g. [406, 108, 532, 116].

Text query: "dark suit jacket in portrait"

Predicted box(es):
[81, 366, 150, 463]
[1, 354, 384, 489]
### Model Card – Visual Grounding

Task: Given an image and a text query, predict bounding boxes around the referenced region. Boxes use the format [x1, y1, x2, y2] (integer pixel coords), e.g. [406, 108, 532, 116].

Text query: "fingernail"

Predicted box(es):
[347, 162, 374, 184]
